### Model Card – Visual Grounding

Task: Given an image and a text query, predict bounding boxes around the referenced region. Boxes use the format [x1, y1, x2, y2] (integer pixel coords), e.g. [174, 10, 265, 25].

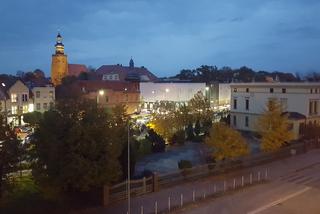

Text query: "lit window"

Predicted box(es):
[22, 105, 28, 113]
[49, 91, 54, 99]
[11, 106, 17, 114]
[11, 94, 17, 102]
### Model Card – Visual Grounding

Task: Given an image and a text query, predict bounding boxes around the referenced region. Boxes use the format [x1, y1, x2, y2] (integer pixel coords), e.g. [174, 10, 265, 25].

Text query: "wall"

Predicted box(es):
[32, 86, 55, 113]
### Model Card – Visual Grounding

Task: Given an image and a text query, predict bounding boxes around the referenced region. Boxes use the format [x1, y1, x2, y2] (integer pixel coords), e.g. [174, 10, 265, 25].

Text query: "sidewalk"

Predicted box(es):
[80, 149, 320, 214]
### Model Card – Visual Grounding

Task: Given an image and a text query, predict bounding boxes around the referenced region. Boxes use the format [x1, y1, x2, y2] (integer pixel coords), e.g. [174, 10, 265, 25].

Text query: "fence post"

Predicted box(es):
[258, 171, 261, 182]
[224, 180, 226, 192]
[233, 178, 236, 189]
[203, 192, 206, 199]
[142, 177, 146, 193]
[250, 173, 253, 184]
[265, 168, 268, 180]
[241, 176, 244, 187]
[141, 206, 144, 214]
[193, 190, 195, 202]
[214, 184, 216, 194]
[168, 196, 171, 212]
[181, 194, 183, 207]
[153, 173, 159, 192]
[155, 201, 158, 214]
[103, 185, 110, 207]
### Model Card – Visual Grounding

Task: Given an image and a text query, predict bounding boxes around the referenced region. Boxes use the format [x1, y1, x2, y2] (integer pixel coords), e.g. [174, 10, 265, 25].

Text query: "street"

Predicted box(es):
[176, 150, 320, 214]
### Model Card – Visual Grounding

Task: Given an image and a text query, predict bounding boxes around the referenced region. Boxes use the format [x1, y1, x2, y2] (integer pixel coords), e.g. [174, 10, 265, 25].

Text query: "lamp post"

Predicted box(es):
[125, 87, 131, 214]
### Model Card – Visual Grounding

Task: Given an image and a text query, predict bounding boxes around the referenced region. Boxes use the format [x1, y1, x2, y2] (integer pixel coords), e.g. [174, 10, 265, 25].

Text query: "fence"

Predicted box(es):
[103, 141, 317, 206]
[129, 169, 269, 214]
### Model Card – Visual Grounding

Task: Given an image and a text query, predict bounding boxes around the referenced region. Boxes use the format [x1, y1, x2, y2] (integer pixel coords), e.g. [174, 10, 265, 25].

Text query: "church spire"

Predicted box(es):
[129, 57, 134, 68]
[55, 31, 65, 54]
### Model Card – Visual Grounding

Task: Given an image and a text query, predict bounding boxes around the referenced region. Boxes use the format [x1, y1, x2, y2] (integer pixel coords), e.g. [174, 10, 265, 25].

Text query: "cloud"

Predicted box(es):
[0, 0, 320, 76]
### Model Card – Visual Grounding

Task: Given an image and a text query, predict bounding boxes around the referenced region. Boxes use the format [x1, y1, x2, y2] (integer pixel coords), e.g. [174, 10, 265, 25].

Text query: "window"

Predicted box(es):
[233, 99, 237, 109]
[316, 89, 318, 94]
[22, 93, 28, 102]
[22, 105, 28, 113]
[245, 116, 249, 127]
[270, 88, 274, 93]
[43, 103, 48, 110]
[11, 93, 17, 102]
[49, 91, 54, 99]
[36, 91, 40, 98]
[245, 99, 249, 110]
[36, 103, 41, 110]
[105, 96, 109, 103]
[315, 101, 318, 114]
[246, 88, 249, 93]
[282, 88, 286, 93]
[11, 106, 17, 114]
[49, 102, 54, 109]
[299, 123, 305, 135]
[310, 89, 313, 94]
[233, 115, 237, 127]
[309, 101, 313, 115]
[233, 88, 237, 92]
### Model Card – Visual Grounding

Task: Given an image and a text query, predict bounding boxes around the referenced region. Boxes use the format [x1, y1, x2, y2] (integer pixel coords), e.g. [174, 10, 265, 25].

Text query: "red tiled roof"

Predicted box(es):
[96, 65, 157, 82]
[75, 80, 139, 93]
[68, 64, 87, 77]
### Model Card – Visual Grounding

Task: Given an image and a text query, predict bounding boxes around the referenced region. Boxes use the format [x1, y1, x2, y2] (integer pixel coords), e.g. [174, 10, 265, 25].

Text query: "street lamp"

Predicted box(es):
[124, 87, 131, 214]
[1, 83, 7, 124]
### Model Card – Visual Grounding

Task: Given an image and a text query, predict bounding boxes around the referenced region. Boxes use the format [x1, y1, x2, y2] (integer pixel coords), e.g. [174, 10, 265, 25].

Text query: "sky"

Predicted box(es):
[1, 0, 320, 77]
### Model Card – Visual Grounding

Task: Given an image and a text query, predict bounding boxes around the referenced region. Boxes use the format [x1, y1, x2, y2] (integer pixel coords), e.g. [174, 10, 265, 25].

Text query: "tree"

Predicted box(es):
[194, 120, 201, 136]
[188, 91, 212, 123]
[170, 130, 185, 145]
[23, 112, 43, 127]
[186, 123, 194, 140]
[258, 99, 294, 152]
[31, 99, 123, 194]
[146, 129, 165, 153]
[0, 115, 21, 198]
[205, 123, 249, 161]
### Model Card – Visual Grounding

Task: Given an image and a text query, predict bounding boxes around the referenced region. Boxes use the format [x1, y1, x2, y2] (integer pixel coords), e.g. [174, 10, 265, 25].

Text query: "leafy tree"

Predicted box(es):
[194, 120, 201, 136]
[146, 129, 165, 153]
[188, 91, 212, 123]
[186, 123, 194, 140]
[31, 99, 123, 194]
[23, 112, 43, 127]
[0, 115, 21, 198]
[205, 123, 249, 161]
[258, 99, 294, 152]
[170, 130, 185, 145]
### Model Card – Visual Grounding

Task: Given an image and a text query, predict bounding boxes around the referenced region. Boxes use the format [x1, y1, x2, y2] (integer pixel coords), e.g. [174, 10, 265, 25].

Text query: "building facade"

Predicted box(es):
[140, 82, 206, 110]
[206, 83, 231, 109]
[76, 80, 140, 114]
[230, 82, 320, 139]
[32, 85, 55, 113]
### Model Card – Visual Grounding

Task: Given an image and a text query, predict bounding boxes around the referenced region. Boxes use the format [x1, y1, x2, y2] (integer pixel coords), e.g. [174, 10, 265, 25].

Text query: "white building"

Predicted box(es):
[207, 83, 231, 109]
[140, 82, 206, 109]
[230, 82, 320, 139]
[32, 85, 55, 113]
[0, 80, 55, 125]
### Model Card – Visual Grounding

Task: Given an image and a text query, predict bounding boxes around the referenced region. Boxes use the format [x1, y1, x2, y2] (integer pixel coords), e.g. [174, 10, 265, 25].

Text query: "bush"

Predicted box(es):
[178, 160, 192, 170]
[135, 138, 152, 158]
[170, 130, 185, 145]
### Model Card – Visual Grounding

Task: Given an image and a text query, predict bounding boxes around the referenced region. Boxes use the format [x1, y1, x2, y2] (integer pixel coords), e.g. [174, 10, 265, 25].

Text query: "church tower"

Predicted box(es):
[51, 32, 68, 85]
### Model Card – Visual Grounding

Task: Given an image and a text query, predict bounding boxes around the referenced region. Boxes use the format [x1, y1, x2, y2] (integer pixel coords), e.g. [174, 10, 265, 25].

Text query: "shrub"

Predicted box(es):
[178, 160, 192, 170]
[170, 130, 185, 145]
